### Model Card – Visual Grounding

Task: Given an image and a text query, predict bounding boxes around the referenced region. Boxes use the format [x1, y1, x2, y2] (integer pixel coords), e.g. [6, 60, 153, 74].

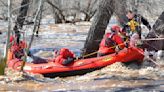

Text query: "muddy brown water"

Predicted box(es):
[0, 21, 164, 92]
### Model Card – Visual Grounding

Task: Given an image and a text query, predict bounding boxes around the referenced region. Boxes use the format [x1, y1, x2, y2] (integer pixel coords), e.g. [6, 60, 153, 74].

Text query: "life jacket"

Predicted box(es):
[59, 48, 74, 58]
[127, 19, 140, 32]
[98, 33, 124, 55]
[10, 40, 27, 59]
[104, 33, 116, 47]
[54, 48, 75, 65]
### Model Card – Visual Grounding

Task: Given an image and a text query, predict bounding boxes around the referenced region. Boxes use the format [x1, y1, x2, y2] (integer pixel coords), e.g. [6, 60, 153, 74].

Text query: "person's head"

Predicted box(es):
[9, 36, 15, 42]
[59, 48, 70, 58]
[111, 25, 121, 33]
[104, 33, 110, 38]
[126, 10, 134, 19]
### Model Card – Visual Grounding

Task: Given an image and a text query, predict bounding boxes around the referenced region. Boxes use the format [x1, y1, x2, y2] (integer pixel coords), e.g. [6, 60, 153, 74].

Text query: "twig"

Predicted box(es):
[11, 2, 32, 13]
[0, 0, 8, 7]
[27, 0, 44, 50]
[145, 56, 160, 67]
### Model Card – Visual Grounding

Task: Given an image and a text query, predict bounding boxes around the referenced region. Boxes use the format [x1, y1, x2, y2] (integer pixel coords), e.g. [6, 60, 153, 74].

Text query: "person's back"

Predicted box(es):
[9, 36, 27, 59]
[98, 33, 116, 56]
[98, 25, 125, 56]
[54, 48, 75, 65]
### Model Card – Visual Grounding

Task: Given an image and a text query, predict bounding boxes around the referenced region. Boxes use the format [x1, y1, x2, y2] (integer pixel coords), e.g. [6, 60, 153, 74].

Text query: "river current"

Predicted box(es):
[0, 19, 164, 92]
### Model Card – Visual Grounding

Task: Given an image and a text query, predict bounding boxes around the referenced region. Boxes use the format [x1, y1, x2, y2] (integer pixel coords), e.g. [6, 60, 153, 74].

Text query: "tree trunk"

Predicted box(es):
[35, 4, 43, 37]
[82, 0, 115, 58]
[0, 0, 12, 75]
[0, 58, 5, 75]
[152, 11, 164, 35]
[144, 11, 164, 51]
[84, 14, 92, 21]
[13, 0, 30, 43]
[47, 0, 65, 23]
[152, 11, 164, 50]
[114, 0, 127, 26]
[21, 0, 44, 71]
[52, 7, 62, 23]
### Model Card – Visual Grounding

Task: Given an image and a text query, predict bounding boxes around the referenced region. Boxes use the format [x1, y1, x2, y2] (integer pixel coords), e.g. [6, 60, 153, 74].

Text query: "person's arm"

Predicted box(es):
[114, 35, 125, 49]
[141, 16, 151, 30]
[62, 57, 74, 65]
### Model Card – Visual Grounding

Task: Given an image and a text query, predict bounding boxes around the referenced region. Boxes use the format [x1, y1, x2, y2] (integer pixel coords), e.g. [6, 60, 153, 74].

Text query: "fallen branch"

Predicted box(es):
[20, 0, 44, 71]
[141, 38, 164, 41]
[138, 50, 162, 67]
[144, 56, 160, 67]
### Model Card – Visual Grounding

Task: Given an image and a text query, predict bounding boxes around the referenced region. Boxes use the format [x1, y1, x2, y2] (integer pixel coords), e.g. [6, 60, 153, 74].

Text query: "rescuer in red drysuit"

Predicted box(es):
[97, 25, 126, 56]
[54, 48, 75, 65]
[9, 36, 27, 59]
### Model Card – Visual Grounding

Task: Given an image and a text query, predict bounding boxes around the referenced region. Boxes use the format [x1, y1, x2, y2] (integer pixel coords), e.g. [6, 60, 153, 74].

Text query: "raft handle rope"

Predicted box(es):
[80, 38, 129, 59]
[141, 37, 164, 41]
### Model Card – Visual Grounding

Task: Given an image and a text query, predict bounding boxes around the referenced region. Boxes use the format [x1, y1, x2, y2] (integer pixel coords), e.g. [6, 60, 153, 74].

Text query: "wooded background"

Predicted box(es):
[0, 0, 163, 23]
[0, 0, 163, 57]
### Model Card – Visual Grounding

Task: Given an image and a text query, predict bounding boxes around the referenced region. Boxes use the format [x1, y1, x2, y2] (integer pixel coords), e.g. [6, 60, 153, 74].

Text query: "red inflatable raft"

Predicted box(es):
[7, 47, 144, 77]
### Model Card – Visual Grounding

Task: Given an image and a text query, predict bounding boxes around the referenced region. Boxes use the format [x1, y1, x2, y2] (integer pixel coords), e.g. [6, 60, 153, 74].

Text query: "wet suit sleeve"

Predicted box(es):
[114, 35, 125, 49]
[141, 16, 151, 30]
[62, 57, 74, 65]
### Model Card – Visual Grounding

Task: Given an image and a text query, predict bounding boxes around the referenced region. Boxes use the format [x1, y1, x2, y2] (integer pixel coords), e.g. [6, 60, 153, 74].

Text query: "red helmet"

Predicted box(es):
[9, 36, 15, 42]
[59, 48, 70, 58]
[119, 29, 126, 36]
[111, 25, 121, 32]
[104, 33, 110, 38]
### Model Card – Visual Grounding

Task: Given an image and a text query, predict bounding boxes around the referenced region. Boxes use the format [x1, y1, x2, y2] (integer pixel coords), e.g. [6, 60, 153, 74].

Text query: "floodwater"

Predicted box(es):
[0, 19, 164, 92]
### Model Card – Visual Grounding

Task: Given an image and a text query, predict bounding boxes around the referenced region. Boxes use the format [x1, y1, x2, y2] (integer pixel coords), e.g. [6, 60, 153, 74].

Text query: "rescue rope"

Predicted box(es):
[141, 37, 164, 41]
[81, 38, 129, 58]
[144, 42, 158, 51]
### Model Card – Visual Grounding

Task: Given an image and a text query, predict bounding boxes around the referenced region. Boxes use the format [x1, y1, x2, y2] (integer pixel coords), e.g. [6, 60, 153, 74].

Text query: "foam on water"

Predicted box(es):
[0, 21, 164, 91]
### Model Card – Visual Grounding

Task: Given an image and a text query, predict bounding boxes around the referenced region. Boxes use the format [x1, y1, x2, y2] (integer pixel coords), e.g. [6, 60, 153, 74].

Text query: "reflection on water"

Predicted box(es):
[0, 21, 164, 91]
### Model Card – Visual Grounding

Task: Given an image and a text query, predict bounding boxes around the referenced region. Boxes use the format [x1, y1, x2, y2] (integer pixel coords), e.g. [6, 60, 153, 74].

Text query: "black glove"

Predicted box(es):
[124, 41, 129, 48]
[62, 57, 74, 65]
[115, 46, 121, 53]
[75, 56, 83, 60]
[135, 40, 143, 47]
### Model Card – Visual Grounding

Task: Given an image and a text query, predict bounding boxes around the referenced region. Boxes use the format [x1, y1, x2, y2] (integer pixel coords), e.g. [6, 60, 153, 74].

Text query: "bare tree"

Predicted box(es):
[152, 11, 164, 36]
[47, 0, 65, 23]
[73, 0, 98, 21]
[13, 0, 30, 43]
[114, 0, 127, 26]
[21, 0, 44, 71]
[82, 0, 115, 58]
[144, 11, 164, 51]
[0, 0, 12, 75]
[82, 0, 127, 58]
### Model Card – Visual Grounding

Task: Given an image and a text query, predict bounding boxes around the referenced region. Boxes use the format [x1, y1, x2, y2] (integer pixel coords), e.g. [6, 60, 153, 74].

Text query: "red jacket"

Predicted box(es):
[10, 41, 27, 53]
[98, 33, 124, 54]
[9, 36, 27, 59]
[54, 48, 75, 65]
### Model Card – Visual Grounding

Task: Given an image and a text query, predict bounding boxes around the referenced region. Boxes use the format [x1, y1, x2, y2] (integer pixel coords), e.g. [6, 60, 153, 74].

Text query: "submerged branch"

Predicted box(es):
[20, 0, 44, 71]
